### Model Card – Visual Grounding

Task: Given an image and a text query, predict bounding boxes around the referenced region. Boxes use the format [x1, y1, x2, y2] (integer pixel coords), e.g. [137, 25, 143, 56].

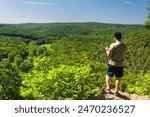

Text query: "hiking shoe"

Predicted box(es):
[103, 88, 111, 93]
[114, 91, 120, 96]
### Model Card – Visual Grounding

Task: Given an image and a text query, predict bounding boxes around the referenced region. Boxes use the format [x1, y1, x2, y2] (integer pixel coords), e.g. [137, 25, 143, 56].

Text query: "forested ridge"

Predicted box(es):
[0, 22, 149, 100]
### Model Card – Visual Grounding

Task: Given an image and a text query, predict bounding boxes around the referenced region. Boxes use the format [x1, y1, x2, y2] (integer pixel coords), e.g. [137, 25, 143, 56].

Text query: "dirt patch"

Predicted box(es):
[99, 90, 150, 100]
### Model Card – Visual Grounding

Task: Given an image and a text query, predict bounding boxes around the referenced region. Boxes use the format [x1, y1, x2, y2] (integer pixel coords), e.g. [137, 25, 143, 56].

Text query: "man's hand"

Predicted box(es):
[106, 50, 112, 57]
[105, 46, 112, 57]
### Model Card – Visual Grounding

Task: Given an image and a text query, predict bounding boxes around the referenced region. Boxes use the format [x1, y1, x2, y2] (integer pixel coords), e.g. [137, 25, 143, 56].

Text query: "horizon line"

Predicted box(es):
[0, 21, 144, 25]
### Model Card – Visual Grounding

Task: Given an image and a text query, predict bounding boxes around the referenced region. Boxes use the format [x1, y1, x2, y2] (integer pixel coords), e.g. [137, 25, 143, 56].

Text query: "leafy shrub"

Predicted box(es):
[20, 57, 101, 100]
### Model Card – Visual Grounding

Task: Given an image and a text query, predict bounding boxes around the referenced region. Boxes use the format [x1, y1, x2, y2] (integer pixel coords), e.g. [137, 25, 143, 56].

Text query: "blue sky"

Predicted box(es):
[0, 0, 149, 24]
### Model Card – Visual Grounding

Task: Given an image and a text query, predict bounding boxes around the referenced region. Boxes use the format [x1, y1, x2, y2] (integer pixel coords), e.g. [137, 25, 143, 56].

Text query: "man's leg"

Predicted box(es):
[114, 66, 123, 95]
[115, 78, 121, 93]
[106, 74, 111, 89]
[104, 64, 114, 92]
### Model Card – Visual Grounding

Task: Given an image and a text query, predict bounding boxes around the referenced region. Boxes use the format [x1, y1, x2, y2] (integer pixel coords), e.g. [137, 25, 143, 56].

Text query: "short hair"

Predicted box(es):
[114, 32, 122, 41]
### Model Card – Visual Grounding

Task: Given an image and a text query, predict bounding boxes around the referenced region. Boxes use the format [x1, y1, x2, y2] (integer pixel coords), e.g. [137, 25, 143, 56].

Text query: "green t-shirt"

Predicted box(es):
[108, 42, 127, 67]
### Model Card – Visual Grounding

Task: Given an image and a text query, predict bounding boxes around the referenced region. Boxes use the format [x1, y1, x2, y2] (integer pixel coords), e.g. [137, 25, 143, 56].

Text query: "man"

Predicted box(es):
[104, 32, 127, 96]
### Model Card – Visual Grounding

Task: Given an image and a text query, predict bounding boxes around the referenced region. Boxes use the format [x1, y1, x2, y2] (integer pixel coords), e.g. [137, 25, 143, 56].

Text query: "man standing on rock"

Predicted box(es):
[104, 32, 127, 96]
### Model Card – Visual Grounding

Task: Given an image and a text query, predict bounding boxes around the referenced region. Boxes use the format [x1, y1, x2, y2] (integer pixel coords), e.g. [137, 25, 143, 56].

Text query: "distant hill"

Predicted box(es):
[12, 22, 146, 36]
[0, 22, 146, 40]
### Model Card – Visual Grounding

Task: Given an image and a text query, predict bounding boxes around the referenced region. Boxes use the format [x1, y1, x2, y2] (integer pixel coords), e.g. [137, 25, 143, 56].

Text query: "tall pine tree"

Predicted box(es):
[145, 1, 150, 29]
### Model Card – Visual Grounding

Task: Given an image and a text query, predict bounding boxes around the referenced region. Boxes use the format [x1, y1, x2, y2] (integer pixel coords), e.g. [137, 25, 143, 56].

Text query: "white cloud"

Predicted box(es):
[116, 0, 132, 5]
[23, 1, 53, 5]
[124, 1, 132, 5]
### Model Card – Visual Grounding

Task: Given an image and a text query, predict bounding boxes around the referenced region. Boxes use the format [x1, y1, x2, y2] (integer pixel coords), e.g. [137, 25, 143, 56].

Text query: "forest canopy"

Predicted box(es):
[0, 22, 149, 100]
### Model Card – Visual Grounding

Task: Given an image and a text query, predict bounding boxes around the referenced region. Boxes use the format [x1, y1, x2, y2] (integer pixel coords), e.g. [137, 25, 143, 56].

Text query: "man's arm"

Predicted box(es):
[106, 50, 112, 57]
[105, 46, 112, 57]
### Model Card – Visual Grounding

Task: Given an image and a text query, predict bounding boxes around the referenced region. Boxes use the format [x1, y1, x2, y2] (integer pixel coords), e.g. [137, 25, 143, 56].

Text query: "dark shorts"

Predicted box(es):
[106, 64, 124, 78]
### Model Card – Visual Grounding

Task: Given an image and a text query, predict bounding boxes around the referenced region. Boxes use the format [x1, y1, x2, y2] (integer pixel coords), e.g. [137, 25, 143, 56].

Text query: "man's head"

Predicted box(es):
[114, 32, 122, 41]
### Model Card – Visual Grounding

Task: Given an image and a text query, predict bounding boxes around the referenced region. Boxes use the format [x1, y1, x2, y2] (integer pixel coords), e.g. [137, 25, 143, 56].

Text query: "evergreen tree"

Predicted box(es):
[145, 1, 150, 29]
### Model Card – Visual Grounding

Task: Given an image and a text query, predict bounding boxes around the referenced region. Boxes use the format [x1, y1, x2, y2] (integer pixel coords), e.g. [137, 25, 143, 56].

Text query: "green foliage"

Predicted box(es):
[144, 1, 150, 29]
[0, 23, 149, 99]
[124, 73, 150, 96]
[144, 14, 150, 29]
[20, 57, 101, 100]
[20, 60, 33, 72]
[125, 32, 150, 74]
[0, 61, 23, 99]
